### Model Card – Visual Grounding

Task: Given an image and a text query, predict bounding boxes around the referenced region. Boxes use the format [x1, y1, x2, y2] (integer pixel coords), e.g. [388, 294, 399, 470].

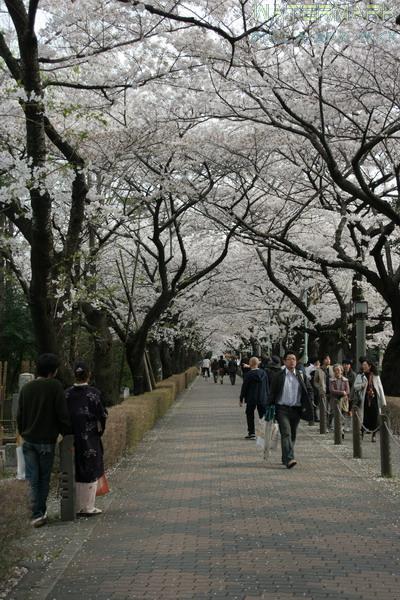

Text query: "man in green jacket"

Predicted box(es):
[17, 354, 71, 527]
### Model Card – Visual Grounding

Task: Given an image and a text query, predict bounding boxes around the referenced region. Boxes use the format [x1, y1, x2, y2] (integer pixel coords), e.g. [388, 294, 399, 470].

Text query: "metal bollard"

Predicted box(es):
[334, 401, 342, 445]
[59, 435, 76, 521]
[379, 413, 392, 478]
[352, 406, 362, 459]
[319, 396, 327, 434]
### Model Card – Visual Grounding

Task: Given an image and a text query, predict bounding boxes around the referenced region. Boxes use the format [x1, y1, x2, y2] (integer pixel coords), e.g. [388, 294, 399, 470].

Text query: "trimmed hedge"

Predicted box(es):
[386, 397, 400, 435]
[102, 368, 198, 468]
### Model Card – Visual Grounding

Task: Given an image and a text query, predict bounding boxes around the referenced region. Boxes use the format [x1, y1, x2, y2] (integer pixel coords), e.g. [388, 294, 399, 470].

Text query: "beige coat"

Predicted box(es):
[313, 366, 334, 395]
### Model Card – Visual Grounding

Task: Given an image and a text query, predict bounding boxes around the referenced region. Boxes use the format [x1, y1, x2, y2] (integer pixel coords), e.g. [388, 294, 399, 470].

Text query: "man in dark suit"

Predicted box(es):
[267, 350, 314, 469]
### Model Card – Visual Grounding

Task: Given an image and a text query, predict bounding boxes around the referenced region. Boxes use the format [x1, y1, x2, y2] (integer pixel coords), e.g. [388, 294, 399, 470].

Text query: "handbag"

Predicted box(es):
[96, 474, 110, 496]
[339, 396, 349, 413]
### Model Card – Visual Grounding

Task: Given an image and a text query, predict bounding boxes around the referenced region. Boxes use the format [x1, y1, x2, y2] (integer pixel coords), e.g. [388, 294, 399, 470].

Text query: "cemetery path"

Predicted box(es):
[7, 376, 400, 600]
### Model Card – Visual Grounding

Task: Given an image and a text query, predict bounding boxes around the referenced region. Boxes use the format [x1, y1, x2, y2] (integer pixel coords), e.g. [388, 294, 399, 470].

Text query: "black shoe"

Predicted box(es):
[245, 434, 256, 440]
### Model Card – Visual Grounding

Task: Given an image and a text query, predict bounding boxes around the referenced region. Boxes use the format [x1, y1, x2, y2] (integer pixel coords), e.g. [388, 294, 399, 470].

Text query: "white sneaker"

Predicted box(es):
[31, 512, 47, 528]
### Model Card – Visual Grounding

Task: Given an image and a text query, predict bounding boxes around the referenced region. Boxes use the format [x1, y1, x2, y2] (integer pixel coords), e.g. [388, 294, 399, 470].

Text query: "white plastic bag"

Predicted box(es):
[16, 445, 25, 480]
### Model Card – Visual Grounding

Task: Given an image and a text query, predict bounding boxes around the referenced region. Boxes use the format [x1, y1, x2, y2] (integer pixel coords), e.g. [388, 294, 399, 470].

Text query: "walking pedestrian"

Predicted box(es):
[329, 364, 350, 438]
[239, 357, 269, 439]
[313, 354, 334, 429]
[218, 355, 226, 384]
[211, 358, 219, 383]
[201, 357, 211, 379]
[267, 351, 314, 468]
[66, 360, 108, 516]
[17, 354, 72, 527]
[266, 355, 282, 385]
[240, 355, 251, 377]
[227, 356, 238, 385]
[342, 358, 356, 395]
[353, 360, 386, 442]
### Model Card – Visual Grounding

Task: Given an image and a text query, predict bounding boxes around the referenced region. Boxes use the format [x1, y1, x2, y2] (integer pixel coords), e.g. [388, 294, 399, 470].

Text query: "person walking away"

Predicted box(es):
[353, 360, 386, 442]
[306, 358, 320, 422]
[17, 354, 72, 527]
[267, 351, 314, 469]
[266, 355, 282, 386]
[227, 357, 238, 385]
[239, 357, 269, 439]
[66, 360, 108, 516]
[329, 364, 350, 438]
[313, 355, 334, 429]
[218, 355, 226, 384]
[211, 358, 219, 383]
[240, 355, 251, 377]
[201, 357, 211, 379]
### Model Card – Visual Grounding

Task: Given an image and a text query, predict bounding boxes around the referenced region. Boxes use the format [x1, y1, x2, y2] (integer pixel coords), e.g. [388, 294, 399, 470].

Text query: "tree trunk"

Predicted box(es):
[381, 325, 400, 396]
[160, 341, 173, 379]
[148, 342, 163, 382]
[83, 305, 117, 406]
[126, 331, 148, 395]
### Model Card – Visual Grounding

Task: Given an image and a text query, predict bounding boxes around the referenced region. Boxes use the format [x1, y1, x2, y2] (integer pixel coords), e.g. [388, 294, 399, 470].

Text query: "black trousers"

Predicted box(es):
[275, 405, 302, 465]
[246, 401, 266, 436]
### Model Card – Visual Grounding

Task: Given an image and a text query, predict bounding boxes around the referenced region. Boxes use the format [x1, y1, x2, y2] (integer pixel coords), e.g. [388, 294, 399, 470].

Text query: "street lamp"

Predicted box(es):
[353, 300, 368, 362]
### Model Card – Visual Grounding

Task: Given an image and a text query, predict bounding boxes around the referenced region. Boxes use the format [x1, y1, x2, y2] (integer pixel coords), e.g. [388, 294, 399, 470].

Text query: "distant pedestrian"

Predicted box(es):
[240, 355, 251, 377]
[239, 357, 269, 439]
[266, 355, 282, 385]
[353, 360, 386, 442]
[342, 358, 356, 395]
[66, 360, 108, 516]
[211, 358, 219, 383]
[227, 357, 238, 385]
[218, 355, 226, 384]
[267, 351, 314, 469]
[329, 364, 350, 438]
[17, 354, 72, 528]
[313, 355, 334, 428]
[201, 357, 211, 379]
[307, 358, 320, 422]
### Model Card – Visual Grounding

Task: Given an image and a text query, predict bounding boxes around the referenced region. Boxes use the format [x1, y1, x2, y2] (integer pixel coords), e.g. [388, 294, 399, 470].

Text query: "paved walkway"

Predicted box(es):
[8, 377, 400, 600]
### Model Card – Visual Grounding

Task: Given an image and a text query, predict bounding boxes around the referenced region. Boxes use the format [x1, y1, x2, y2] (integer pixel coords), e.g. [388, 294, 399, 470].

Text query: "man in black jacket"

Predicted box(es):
[239, 357, 269, 439]
[17, 354, 71, 527]
[267, 350, 314, 468]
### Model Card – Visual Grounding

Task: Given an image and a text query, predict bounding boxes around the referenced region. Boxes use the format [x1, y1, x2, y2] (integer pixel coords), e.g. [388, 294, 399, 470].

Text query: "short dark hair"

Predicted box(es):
[319, 354, 330, 362]
[36, 353, 60, 377]
[283, 350, 296, 360]
[73, 359, 90, 382]
[342, 358, 353, 365]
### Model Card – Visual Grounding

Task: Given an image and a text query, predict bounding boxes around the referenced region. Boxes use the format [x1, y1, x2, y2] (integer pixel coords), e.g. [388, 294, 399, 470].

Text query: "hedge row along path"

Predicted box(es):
[8, 377, 400, 599]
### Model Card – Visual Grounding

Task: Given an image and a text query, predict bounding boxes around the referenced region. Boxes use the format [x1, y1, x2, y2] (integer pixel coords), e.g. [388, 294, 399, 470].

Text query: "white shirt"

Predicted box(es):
[278, 368, 301, 407]
[202, 359, 211, 368]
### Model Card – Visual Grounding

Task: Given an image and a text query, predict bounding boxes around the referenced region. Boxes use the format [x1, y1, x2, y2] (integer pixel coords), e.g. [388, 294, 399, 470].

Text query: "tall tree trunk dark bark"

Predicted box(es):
[381, 317, 400, 396]
[148, 342, 163, 382]
[160, 341, 173, 379]
[82, 304, 117, 406]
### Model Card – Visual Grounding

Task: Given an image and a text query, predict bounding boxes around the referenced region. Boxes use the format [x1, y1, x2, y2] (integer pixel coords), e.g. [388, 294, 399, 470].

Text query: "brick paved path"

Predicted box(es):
[10, 377, 400, 600]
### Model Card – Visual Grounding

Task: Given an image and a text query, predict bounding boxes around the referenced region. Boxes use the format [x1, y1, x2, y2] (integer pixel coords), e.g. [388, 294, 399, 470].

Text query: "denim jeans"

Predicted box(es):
[275, 405, 302, 465]
[23, 441, 56, 518]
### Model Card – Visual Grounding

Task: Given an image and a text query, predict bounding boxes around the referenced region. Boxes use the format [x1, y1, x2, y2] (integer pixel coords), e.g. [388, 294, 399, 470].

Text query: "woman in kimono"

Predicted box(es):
[353, 359, 386, 442]
[66, 360, 107, 516]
